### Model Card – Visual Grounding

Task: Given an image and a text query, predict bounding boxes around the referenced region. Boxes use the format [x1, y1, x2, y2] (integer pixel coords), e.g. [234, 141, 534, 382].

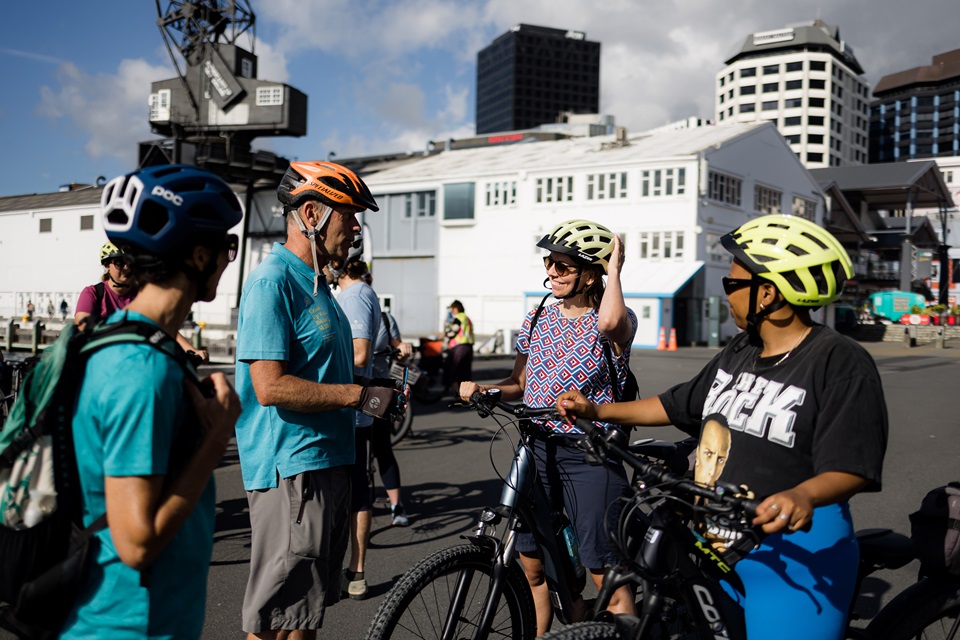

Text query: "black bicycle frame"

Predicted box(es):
[462, 420, 585, 640]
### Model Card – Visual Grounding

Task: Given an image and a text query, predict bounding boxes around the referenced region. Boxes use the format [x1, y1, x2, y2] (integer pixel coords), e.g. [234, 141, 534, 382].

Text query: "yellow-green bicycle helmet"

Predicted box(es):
[99, 241, 123, 265]
[537, 219, 615, 274]
[721, 214, 853, 307]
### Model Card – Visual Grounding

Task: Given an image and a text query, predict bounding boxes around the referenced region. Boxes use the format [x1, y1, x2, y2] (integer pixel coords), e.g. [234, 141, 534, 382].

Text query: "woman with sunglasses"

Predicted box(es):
[458, 218, 638, 635]
[74, 235, 232, 362]
[557, 214, 887, 640]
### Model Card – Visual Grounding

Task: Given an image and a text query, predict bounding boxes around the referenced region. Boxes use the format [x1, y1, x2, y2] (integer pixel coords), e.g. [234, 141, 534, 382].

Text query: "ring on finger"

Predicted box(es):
[778, 513, 789, 521]
[769, 503, 780, 511]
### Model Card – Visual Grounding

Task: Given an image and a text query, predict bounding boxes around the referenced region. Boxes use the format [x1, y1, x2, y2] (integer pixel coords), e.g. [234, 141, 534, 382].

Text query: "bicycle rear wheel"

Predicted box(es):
[864, 576, 960, 640]
[365, 543, 536, 640]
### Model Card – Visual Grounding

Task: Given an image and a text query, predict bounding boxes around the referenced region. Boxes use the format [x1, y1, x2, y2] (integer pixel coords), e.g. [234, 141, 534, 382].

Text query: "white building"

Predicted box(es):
[359, 121, 828, 348]
[716, 20, 871, 169]
[0, 121, 832, 350]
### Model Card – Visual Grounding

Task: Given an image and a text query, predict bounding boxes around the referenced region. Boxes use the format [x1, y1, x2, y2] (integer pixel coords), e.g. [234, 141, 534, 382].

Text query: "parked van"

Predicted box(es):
[868, 290, 926, 322]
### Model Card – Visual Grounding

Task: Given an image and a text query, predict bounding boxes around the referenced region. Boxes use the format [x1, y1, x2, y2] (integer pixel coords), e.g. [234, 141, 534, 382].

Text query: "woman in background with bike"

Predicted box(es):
[458, 219, 638, 635]
[557, 214, 888, 639]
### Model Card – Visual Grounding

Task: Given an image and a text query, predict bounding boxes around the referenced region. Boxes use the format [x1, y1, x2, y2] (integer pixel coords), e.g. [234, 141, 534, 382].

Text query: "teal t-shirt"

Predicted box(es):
[62, 311, 215, 640]
[234, 243, 355, 491]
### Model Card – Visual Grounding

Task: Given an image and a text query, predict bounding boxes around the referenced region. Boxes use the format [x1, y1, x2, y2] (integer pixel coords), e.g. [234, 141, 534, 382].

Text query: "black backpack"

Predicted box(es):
[909, 482, 960, 577]
[0, 320, 195, 639]
[527, 292, 640, 402]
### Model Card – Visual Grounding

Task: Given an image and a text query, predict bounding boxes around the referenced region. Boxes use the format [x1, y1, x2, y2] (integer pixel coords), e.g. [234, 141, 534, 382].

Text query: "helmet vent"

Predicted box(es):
[138, 200, 171, 236]
[785, 244, 809, 257]
[801, 231, 829, 251]
[106, 209, 130, 226]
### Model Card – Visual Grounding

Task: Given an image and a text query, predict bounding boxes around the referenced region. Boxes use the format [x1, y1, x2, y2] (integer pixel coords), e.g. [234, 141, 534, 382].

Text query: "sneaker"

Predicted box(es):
[391, 503, 410, 527]
[341, 569, 367, 600]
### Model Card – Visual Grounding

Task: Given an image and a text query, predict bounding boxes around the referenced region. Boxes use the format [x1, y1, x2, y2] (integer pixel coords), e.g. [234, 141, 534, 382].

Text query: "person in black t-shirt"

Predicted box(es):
[557, 214, 888, 640]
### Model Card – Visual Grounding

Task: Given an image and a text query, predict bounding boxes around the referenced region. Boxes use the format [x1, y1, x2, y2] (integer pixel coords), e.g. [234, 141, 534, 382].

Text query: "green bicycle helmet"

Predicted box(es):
[99, 241, 123, 265]
[721, 214, 853, 308]
[537, 219, 615, 274]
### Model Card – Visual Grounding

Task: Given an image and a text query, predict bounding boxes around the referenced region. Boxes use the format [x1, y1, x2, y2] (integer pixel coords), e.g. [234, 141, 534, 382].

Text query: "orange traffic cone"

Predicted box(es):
[656, 327, 667, 350]
[667, 328, 678, 351]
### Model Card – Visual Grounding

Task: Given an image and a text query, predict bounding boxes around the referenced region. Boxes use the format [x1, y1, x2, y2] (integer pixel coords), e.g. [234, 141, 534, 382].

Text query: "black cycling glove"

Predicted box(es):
[357, 383, 406, 421]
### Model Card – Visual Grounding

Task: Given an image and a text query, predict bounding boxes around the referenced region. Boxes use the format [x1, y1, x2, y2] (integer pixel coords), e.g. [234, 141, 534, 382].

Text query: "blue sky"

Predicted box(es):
[1, 0, 958, 197]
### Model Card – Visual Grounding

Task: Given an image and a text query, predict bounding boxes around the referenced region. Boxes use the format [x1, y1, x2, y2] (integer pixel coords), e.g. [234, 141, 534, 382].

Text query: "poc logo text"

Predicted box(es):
[151, 185, 183, 206]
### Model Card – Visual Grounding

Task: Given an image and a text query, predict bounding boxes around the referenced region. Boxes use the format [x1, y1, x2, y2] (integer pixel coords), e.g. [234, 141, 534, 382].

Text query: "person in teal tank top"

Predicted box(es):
[61, 165, 243, 640]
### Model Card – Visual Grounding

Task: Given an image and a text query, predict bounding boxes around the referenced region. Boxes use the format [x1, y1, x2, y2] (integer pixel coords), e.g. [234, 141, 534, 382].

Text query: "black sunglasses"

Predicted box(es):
[543, 256, 580, 276]
[105, 258, 128, 269]
[221, 234, 239, 262]
[722, 276, 755, 295]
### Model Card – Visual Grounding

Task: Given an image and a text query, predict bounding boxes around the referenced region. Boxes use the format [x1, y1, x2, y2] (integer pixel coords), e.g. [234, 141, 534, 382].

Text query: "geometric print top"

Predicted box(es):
[516, 303, 637, 434]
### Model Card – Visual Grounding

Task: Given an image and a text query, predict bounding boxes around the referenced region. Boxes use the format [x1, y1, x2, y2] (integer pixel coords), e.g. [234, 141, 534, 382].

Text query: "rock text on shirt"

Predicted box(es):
[703, 369, 806, 449]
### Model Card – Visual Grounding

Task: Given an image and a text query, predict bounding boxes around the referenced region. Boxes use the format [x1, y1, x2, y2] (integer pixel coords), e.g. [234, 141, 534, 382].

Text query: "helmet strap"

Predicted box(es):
[744, 279, 788, 345]
[546, 272, 589, 301]
[292, 203, 334, 296]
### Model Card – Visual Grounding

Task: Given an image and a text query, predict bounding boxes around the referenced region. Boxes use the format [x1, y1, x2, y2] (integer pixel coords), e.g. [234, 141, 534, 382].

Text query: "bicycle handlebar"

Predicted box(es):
[449, 389, 562, 421]
[573, 417, 761, 519]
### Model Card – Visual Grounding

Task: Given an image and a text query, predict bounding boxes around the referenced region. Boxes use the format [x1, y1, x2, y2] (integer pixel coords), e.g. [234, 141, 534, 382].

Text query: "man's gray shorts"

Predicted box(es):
[242, 466, 350, 633]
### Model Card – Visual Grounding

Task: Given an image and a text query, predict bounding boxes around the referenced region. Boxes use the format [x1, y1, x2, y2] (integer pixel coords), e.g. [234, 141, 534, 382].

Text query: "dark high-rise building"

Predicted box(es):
[475, 24, 600, 135]
[870, 49, 960, 163]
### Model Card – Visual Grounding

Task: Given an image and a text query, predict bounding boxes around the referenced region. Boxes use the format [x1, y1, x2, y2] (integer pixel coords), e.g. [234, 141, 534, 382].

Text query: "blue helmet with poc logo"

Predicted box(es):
[101, 164, 242, 257]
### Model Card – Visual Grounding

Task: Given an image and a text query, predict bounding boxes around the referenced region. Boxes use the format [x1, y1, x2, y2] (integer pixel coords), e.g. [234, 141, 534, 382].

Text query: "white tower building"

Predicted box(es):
[715, 20, 871, 170]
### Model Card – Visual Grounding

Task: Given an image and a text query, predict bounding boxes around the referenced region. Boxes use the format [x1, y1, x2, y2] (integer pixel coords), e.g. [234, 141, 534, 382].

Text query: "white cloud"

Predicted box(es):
[38, 58, 174, 161]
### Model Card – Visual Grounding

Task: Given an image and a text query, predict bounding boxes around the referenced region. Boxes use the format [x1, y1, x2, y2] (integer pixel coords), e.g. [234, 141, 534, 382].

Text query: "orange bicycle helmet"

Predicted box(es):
[277, 161, 379, 212]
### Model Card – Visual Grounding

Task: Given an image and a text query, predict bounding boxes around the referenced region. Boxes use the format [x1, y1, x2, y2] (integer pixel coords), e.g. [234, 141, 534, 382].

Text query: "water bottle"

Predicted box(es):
[559, 518, 586, 581]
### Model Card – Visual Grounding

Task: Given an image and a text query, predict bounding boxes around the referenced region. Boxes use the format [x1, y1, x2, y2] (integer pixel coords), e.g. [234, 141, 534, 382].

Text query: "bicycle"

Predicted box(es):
[538, 418, 960, 640]
[0, 355, 38, 426]
[364, 389, 686, 640]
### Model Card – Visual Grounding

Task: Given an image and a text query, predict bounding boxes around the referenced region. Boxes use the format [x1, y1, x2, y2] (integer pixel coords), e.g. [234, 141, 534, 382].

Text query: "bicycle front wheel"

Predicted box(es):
[365, 543, 536, 640]
[865, 576, 960, 640]
[541, 622, 620, 639]
[391, 401, 414, 445]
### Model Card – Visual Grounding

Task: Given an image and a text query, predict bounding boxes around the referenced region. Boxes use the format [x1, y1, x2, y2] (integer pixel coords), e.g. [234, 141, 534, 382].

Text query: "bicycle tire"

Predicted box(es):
[541, 622, 620, 639]
[391, 401, 414, 445]
[864, 576, 960, 640]
[364, 543, 536, 640]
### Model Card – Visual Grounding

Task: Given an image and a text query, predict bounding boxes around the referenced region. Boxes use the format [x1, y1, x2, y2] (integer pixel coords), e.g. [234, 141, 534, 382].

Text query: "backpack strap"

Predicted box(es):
[526, 292, 553, 344]
[89, 282, 106, 324]
[601, 340, 622, 403]
[83, 319, 199, 385]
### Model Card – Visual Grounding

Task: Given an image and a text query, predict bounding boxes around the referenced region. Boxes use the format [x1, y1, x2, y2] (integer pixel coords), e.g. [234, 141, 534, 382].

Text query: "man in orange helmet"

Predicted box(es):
[235, 161, 405, 640]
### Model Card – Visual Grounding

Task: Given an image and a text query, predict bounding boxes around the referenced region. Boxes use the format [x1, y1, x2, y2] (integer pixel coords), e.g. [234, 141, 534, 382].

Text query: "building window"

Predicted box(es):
[785, 80, 803, 90]
[808, 115, 825, 126]
[763, 64, 779, 75]
[786, 61, 803, 72]
[706, 232, 728, 263]
[754, 185, 782, 214]
[741, 103, 756, 113]
[404, 191, 437, 218]
[785, 134, 801, 144]
[484, 181, 517, 207]
[784, 116, 802, 126]
[148, 89, 171, 121]
[809, 79, 826, 90]
[807, 152, 824, 162]
[810, 60, 827, 71]
[809, 97, 825, 107]
[443, 183, 474, 220]
[586, 172, 627, 200]
[740, 85, 756, 95]
[639, 231, 685, 260]
[39, 218, 52, 233]
[256, 86, 284, 106]
[808, 134, 824, 144]
[640, 168, 686, 197]
[708, 171, 742, 206]
[740, 67, 756, 77]
[784, 97, 803, 109]
[240, 58, 254, 78]
[535, 176, 574, 203]
[792, 196, 816, 220]
[80, 215, 94, 230]
[762, 100, 778, 111]
[763, 82, 779, 93]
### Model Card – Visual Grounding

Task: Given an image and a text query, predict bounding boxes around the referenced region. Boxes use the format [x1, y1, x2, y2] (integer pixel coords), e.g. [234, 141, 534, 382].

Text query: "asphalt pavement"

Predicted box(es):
[197, 339, 960, 638]
[2, 338, 956, 639]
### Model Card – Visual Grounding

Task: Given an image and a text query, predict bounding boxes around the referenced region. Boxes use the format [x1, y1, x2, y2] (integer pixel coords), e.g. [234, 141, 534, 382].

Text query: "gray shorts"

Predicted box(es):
[241, 467, 350, 632]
